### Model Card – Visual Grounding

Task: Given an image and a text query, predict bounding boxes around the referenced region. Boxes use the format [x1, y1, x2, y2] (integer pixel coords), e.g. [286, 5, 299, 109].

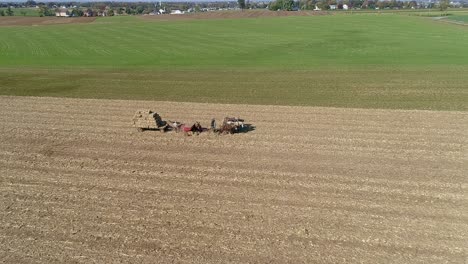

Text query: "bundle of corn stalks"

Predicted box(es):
[132, 110, 166, 131]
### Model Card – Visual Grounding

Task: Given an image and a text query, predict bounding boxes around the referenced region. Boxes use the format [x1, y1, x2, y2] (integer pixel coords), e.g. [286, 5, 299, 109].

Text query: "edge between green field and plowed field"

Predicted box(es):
[1, 67, 467, 111]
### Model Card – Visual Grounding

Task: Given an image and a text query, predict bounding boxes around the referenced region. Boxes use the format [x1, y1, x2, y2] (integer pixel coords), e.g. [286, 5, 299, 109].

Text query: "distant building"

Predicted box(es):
[343, 4, 349, 10]
[329, 4, 337, 10]
[55, 8, 70, 17]
[171, 9, 183, 14]
[83, 9, 93, 17]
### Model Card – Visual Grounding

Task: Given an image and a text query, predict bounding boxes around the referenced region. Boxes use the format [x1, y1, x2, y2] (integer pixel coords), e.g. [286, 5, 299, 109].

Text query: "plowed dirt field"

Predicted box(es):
[141, 10, 328, 22]
[1, 96, 467, 263]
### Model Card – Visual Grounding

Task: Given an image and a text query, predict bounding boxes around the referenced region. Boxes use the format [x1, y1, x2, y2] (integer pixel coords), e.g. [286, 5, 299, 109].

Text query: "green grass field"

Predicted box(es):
[0, 13, 467, 110]
[446, 14, 468, 23]
[0, 7, 39, 16]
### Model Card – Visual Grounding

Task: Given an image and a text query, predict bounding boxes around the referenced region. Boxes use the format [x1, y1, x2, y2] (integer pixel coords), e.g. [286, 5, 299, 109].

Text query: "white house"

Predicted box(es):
[55, 8, 70, 17]
[170, 9, 183, 14]
[329, 4, 337, 10]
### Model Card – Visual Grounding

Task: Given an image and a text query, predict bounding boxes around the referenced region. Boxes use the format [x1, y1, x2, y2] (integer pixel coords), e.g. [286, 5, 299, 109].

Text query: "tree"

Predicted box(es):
[408, 1, 417, 8]
[20, 10, 27, 16]
[71, 8, 83, 17]
[283, 0, 295, 10]
[439, 0, 449, 12]
[0, 10, 5, 16]
[269, 0, 294, 10]
[238, 0, 246, 10]
[38, 5, 53, 16]
[318, 0, 329, 9]
[6, 6, 14, 16]
[136, 5, 144, 14]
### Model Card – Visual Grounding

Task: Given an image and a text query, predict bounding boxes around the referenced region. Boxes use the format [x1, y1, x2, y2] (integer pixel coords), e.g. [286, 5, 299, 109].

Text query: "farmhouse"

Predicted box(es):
[55, 8, 70, 17]
[171, 9, 183, 14]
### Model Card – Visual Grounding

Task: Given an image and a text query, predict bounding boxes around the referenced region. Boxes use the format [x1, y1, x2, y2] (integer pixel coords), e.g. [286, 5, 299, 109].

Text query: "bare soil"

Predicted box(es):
[0, 96, 467, 263]
[0, 17, 96, 27]
[141, 10, 329, 21]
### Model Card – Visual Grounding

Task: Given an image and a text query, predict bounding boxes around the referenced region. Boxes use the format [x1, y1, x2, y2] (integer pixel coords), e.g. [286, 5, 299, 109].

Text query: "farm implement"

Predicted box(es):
[132, 110, 249, 135]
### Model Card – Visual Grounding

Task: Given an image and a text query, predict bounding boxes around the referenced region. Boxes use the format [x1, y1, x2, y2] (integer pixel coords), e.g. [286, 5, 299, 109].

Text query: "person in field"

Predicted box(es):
[211, 118, 216, 131]
[191, 122, 203, 134]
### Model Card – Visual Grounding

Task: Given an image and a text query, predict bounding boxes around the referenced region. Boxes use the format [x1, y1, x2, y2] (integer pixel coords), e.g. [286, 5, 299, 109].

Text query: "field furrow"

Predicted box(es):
[0, 96, 467, 263]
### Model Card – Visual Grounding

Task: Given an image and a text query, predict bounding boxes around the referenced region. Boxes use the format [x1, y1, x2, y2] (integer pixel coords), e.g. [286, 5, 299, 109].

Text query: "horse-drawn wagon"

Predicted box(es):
[132, 110, 168, 132]
[218, 117, 245, 134]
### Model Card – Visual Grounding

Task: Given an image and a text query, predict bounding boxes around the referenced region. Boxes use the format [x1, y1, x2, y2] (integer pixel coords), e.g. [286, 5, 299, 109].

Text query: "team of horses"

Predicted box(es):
[167, 117, 245, 135]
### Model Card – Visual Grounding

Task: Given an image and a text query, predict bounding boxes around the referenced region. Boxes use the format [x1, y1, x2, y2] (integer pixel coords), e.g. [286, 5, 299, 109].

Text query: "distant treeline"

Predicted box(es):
[269, 0, 451, 10]
[0, 0, 466, 17]
[0, 1, 243, 16]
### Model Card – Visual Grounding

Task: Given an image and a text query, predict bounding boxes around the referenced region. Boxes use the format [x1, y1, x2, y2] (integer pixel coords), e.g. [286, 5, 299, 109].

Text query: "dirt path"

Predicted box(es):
[0, 96, 467, 263]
